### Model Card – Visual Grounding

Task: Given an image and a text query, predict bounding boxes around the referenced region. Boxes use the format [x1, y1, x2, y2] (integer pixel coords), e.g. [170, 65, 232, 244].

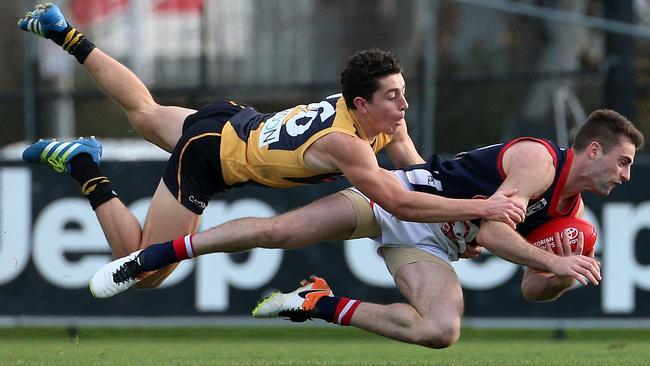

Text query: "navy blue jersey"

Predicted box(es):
[403, 137, 582, 237]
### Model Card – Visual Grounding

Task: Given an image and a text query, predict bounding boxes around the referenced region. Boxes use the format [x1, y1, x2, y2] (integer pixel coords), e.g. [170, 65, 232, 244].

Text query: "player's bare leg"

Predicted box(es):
[93, 179, 199, 257]
[81, 49, 195, 152]
[191, 191, 360, 254]
[348, 260, 463, 348]
[135, 180, 201, 287]
[23, 136, 199, 294]
[93, 184, 198, 288]
[94, 198, 143, 258]
[88, 180, 200, 297]
[89, 191, 362, 298]
[18, 3, 194, 152]
[252, 260, 463, 348]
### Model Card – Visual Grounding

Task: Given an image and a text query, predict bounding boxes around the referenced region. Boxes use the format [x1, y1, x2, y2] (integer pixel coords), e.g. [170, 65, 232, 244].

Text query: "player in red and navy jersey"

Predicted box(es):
[405, 136, 579, 238]
[92, 109, 643, 348]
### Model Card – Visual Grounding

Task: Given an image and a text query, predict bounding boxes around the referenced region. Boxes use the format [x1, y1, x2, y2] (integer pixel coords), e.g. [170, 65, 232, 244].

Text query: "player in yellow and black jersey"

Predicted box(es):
[20, 3, 526, 289]
[162, 93, 394, 212]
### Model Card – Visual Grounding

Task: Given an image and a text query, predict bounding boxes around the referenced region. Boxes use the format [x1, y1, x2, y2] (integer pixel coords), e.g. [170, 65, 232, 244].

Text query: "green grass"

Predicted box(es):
[0, 327, 648, 366]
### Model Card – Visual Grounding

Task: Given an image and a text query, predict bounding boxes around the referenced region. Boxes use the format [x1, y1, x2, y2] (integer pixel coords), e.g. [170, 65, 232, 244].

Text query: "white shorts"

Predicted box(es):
[342, 170, 479, 262]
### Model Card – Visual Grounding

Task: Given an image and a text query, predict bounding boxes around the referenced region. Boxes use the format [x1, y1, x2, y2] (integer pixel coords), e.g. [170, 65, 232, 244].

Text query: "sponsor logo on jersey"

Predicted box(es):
[526, 198, 547, 217]
[259, 109, 290, 147]
[405, 169, 443, 191]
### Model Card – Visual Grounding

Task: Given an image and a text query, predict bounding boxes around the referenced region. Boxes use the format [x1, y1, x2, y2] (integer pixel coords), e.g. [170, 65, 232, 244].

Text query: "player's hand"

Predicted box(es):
[548, 253, 601, 286]
[460, 244, 483, 259]
[549, 229, 583, 257]
[482, 188, 526, 229]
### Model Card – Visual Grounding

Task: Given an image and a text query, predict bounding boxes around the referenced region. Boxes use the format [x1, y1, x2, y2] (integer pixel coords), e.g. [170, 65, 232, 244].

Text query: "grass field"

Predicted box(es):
[0, 326, 649, 366]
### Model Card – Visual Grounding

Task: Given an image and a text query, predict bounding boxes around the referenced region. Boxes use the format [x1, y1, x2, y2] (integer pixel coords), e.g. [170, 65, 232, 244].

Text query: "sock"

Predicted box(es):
[46, 25, 96, 63]
[68, 154, 117, 210]
[311, 296, 362, 326]
[137, 235, 195, 271]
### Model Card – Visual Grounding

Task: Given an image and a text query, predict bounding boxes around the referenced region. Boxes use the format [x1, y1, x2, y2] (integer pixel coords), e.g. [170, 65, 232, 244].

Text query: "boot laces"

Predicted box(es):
[112, 257, 142, 284]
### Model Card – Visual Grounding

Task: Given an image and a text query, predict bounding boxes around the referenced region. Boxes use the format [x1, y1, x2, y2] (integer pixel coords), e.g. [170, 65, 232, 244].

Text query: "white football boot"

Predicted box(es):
[89, 250, 145, 298]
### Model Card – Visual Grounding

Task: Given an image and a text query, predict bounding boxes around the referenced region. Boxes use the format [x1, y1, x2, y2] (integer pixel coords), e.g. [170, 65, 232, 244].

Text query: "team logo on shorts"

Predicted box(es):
[188, 195, 207, 210]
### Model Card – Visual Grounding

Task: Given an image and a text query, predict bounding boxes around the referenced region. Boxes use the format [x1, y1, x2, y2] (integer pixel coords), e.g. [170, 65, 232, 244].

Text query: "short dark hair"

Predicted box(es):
[340, 48, 402, 109]
[572, 109, 644, 153]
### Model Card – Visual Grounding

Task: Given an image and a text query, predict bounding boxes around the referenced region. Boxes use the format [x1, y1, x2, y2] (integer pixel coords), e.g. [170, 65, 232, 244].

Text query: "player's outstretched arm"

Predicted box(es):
[319, 133, 525, 225]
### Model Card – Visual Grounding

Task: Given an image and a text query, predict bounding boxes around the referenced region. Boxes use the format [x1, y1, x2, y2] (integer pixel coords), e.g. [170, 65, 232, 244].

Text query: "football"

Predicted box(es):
[526, 216, 597, 254]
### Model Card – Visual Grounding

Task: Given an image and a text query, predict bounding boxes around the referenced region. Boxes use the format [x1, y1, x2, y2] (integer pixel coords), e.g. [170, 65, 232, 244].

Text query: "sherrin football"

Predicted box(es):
[526, 216, 597, 255]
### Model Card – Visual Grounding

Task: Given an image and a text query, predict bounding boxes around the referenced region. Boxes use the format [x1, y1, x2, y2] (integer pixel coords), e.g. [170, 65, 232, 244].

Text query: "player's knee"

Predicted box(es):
[260, 220, 295, 249]
[127, 103, 160, 141]
[417, 318, 461, 349]
[129, 112, 154, 138]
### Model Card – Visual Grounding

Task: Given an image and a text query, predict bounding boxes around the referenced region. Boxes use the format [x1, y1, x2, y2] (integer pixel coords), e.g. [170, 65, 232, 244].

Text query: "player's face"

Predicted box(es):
[366, 73, 408, 135]
[591, 137, 636, 195]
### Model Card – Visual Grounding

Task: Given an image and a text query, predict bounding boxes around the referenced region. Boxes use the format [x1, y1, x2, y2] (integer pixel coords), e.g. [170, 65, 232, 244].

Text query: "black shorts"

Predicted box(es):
[162, 101, 245, 214]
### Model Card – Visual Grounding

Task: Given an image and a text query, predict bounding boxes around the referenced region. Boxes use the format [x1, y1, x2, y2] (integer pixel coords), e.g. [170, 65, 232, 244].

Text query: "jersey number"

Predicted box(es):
[259, 100, 336, 148]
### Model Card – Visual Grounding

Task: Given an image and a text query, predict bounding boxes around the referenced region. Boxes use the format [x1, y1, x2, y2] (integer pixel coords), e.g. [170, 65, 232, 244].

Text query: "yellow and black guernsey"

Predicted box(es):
[220, 94, 392, 188]
[163, 94, 393, 214]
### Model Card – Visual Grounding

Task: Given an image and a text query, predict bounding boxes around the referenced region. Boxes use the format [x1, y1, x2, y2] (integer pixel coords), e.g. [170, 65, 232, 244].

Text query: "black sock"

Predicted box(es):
[69, 154, 117, 210]
[46, 25, 96, 64]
